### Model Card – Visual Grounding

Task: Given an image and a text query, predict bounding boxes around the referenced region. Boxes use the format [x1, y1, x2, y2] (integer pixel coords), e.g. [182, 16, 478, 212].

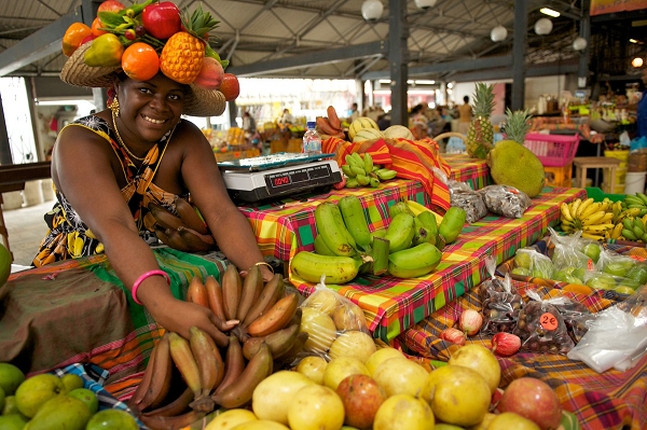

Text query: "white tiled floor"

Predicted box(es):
[4, 200, 53, 266]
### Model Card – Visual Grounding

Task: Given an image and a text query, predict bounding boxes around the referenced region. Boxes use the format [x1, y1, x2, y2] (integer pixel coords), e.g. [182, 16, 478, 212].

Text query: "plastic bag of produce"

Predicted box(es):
[548, 228, 593, 277]
[478, 184, 532, 219]
[512, 248, 554, 279]
[512, 289, 575, 354]
[552, 298, 593, 344]
[298, 276, 373, 362]
[448, 180, 488, 224]
[479, 256, 524, 334]
[595, 249, 639, 279]
[567, 285, 647, 373]
[581, 270, 641, 295]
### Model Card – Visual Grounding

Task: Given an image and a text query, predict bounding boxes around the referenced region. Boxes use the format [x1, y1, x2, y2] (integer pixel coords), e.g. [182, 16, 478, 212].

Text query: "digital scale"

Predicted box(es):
[218, 153, 342, 204]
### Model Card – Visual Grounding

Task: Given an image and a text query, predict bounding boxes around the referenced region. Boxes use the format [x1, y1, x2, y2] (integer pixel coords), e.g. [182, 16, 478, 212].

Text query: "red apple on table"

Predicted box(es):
[220, 73, 240, 101]
[336, 374, 385, 429]
[142, 1, 181, 40]
[498, 377, 562, 430]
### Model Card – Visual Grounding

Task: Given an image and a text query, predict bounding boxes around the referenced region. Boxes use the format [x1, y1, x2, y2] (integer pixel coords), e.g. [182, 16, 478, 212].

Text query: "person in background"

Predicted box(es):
[637, 68, 647, 138]
[348, 102, 360, 124]
[242, 111, 256, 134]
[458, 95, 472, 135]
[278, 108, 294, 125]
[409, 104, 429, 139]
[377, 112, 391, 130]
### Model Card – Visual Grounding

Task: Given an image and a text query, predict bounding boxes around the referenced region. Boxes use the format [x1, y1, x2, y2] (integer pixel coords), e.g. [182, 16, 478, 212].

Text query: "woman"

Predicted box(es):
[458, 95, 472, 135]
[32, 41, 272, 341]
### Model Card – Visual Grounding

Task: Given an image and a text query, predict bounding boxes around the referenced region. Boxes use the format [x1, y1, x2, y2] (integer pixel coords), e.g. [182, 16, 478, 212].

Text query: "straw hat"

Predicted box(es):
[60, 42, 226, 117]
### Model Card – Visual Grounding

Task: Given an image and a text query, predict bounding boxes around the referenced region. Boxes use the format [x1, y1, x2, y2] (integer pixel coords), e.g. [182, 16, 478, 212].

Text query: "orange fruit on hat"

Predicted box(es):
[122, 43, 160, 82]
[91, 17, 107, 37]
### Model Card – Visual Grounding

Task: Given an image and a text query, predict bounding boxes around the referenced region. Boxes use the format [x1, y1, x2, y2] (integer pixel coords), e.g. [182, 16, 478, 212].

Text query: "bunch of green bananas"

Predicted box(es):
[619, 214, 647, 242]
[341, 152, 398, 188]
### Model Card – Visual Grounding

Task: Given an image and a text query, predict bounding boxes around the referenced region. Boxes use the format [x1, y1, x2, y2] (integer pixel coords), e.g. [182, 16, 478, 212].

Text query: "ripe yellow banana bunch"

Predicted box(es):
[130, 267, 306, 428]
[560, 197, 614, 241]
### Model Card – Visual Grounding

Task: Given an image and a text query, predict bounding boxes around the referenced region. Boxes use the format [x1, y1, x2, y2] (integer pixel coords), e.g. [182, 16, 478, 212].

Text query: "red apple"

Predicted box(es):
[219, 73, 240, 101]
[142, 1, 181, 40]
[336, 374, 385, 429]
[498, 377, 562, 430]
[98, 0, 125, 13]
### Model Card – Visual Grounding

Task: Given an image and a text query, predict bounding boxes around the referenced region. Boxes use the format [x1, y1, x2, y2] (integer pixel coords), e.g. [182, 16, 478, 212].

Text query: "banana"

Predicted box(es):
[582, 223, 614, 233]
[345, 155, 360, 171]
[580, 201, 602, 219]
[576, 198, 594, 218]
[243, 274, 284, 326]
[205, 275, 227, 323]
[369, 177, 380, 188]
[140, 410, 206, 430]
[189, 326, 224, 397]
[128, 343, 158, 409]
[274, 332, 308, 368]
[387, 242, 442, 278]
[149, 203, 186, 231]
[412, 217, 432, 246]
[416, 211, 438, 245]
[178, 225, 215, 247]
[341, 164, 356, 178]
[581, 232, 605, 242]
[351, 152, 365, 171]
[560, 203, 574, 222]
[375, 169, 397, 181]
[141, 387, 193, 418]
[315, 202, 357, 257]
[405, 200, 444, 224]
[611, 223, 624, 239]
[581, 210, 606, 226]
[175, 197, 208, 235]
[140, 333, 173, 411]
[160, 227, 193, 252]
[371, 236, 390, 276]
[389, 201, 414, 219]
[316, 116, 339, 136]
[600, 212, 614, 223]
[363, 153, 374, 174]
[236, 265, 263, 321]
[635, 217, 646, 232]
[290, 251, 363, 284]
[622, 228, 638, 240]
[634, 225, 645, 239]
[384, 212, 415, 252]
[186, 276, 209, 308]
[213, 335, 245, 396]
[623, 208, 642, 218]
[247, 293, 298, 337]
[339, 195, 372, 251]
[327, 106, 342, 130]
[168, 332, 206, 408]
[243, 320, 301, 360]
[569, 199, 582, 219]
[352, 165, 368, 177]
[637, 192, 647, 206]
[212, 343, 273, 409]
[314, 234, 335, 256]
[625, 195, 645, 206]
[222, 264, 242, 321]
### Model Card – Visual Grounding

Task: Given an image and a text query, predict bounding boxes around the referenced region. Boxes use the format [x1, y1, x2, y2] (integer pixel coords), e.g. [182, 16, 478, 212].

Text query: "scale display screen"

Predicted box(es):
[265, 164, 331, 195]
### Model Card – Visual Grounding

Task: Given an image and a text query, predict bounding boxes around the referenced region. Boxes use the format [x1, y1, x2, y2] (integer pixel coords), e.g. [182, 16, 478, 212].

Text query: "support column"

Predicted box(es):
[511, 0, 527, 110]
[388, 0, 408, 126]
[578, 0, 591, 88]
[0, 93, 12, 165]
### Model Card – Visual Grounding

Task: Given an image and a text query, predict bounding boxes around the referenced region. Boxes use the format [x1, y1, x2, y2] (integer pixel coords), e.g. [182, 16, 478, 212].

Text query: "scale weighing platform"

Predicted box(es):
[218, 153, 342, 204]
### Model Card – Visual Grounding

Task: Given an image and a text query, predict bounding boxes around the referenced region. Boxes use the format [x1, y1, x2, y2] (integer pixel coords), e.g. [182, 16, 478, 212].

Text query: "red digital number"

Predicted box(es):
[273, 176, 289, 186]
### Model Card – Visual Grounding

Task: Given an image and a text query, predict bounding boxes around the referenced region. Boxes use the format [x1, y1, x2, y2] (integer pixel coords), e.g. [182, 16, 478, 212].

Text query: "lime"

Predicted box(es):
[15, 373, 65, 418]
[2, 395, 18, 415]
[0, 364, 25, 396]
[61, 374, 84, 392]
[85, 409, 138, 430]
[0, 414, 29, 430]
[582, 243, 602, 263]
[68, 388, 98, 414]
[0, 243, 11, 288]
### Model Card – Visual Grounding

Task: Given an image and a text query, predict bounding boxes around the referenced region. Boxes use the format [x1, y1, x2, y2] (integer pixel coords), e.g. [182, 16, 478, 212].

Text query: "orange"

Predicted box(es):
[121, 43, 159, 82]
[91, 17, 107, 37]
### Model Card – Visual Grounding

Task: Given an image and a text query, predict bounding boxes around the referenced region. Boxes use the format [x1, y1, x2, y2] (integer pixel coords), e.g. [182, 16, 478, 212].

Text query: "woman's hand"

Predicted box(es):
[148, 298, 236, 347]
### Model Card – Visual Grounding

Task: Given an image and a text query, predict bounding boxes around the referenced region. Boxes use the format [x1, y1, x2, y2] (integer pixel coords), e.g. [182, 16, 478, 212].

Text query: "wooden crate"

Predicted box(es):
[544, 163, 572, 188]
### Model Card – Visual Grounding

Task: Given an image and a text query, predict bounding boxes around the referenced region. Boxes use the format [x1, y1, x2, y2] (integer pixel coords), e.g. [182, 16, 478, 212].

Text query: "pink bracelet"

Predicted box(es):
[132, 270, 170, 305]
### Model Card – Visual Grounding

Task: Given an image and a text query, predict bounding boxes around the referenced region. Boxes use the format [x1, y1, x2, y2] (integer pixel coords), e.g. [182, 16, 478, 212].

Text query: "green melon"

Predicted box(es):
[348, 117, 379, 141]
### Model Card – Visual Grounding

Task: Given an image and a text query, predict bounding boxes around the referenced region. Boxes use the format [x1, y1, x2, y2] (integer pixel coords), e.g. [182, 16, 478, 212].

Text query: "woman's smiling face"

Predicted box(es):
[116, 73, 186, 143]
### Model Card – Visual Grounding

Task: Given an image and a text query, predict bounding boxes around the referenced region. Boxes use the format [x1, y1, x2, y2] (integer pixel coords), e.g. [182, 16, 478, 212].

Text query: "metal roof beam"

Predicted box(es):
[228, 40, 387, 77]
[362, 55, 512, 80]
[451, 61, 579, 82]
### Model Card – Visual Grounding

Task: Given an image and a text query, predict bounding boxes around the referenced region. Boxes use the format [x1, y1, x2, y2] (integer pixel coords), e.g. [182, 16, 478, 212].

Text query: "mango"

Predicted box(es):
[24, 395, 91, 430]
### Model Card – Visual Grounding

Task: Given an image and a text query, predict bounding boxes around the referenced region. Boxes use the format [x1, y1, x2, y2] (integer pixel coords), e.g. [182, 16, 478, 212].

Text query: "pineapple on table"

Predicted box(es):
[466, 82, 495, 159]
[504, 108, 532, 145]
[160, 5, 219, 84]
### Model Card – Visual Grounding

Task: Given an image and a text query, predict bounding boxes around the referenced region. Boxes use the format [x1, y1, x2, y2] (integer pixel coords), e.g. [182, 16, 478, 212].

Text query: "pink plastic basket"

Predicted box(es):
[523, 133, 580, 167]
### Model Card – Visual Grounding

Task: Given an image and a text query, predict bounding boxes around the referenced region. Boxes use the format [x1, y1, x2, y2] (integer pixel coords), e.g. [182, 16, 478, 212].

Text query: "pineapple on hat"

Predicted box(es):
[160, 4, 219, 84]
[466, 82, 495, 159]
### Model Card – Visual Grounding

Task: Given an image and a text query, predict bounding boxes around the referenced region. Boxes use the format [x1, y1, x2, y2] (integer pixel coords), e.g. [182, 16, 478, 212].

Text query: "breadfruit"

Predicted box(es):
[486, 140, 545, 198]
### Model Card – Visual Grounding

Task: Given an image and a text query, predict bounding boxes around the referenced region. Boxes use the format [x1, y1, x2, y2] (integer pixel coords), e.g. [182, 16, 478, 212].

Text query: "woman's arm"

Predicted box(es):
[176, 122, 273, 281]
[52, 123, 234, 341]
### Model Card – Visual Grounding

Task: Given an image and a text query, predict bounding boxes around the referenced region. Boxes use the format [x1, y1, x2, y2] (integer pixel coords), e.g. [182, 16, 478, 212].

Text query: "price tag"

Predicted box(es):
[587, 259, 594, 271]
[540, 312, 558, 331]
[630, 255, 646, 262]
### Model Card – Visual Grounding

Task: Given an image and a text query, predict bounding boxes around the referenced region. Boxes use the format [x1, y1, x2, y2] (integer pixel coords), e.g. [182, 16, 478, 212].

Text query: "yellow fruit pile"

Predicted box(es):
[560, 198, 614, 240]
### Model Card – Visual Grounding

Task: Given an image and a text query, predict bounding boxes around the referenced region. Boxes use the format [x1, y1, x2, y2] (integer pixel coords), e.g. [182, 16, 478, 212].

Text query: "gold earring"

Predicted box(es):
[109, 96, 120, 117]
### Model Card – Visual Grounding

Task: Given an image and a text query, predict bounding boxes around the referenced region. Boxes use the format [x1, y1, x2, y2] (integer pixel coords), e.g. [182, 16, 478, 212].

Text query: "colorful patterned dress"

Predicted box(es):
[32, 115, 185, 267]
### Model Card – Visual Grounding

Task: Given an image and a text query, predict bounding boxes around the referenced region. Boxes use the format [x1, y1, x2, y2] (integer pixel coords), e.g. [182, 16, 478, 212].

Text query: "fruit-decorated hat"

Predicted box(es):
[59, 1, 231, 117]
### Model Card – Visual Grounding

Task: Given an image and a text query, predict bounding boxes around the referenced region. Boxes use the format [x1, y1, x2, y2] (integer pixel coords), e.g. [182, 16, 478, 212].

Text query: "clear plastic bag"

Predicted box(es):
[512, 248, 555, 279]
[479, 256, 523, 334]
[567, 285, 647, 373]
[554, 299, 593, 344]
[548, 228, 593, 279]
[512, 289, 575, 354]
[448, 180, 488, 224]
[298, 276, 373, 362]
[478, 185, 532, 219]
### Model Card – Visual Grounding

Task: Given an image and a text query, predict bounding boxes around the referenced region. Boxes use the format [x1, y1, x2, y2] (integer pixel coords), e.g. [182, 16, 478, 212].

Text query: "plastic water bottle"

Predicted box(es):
[302, 121, 322, 155]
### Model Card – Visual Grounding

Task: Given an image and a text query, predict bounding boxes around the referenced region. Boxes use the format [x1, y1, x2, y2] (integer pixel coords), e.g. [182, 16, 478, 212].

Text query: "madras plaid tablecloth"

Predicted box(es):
[0, 248, 226, 386]
[444, 152, 493, 190]
[289, 186, 587, 342]
[400, 281, 647, 430]
[239, 179, 430, 262]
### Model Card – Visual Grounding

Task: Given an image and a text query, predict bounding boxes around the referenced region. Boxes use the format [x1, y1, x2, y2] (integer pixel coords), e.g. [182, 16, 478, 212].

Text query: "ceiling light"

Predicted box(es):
[633, 57, 644, 68]
[534, 18, 553, 35]
[573, 37, 587, 51]
[361, 0, 383, 22]
[415, 80, 436, 85]
[629, 39, 638, 43]
[490, 25, 508, 42]
[415, 0, 437, 10]
[540, 8, 560, 18]
[378, 79, 391, 84]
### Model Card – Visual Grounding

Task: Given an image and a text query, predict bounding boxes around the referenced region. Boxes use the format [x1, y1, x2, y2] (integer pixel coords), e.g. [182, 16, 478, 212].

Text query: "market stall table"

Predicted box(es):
[443, 152, 493, 190]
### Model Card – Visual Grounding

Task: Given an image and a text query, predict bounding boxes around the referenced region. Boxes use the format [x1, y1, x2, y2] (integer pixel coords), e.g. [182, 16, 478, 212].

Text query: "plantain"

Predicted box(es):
[384, 212, 415, 252]
[316, 116, 339, 136]
[314, 201, 358, 257]
[205, 275, 227, 322]
[221, 264, 242, 321]
[175, 197, 208, 235]
[237, 265, 263, 321]
[327, 105, 342, 130]
[140, 410, 206, 430]
[128, 343, 158, 409]
[138, 334, 173, 411]
[211, 343, 273, 409]
[141, 387, 193, 418]
[186, 276, 209, 308]
[388, 242, 442, 278]
[314, 234, 335, 256]
[213, 335, 245, 396]
[168, 332, 214, 412]
[371, 236, 390, 276]
[162, 227, 194, 252]
[189, 326, 224, 396]
[290, 251, 364, 284]
[243, 319, 301, 360]
[438, 207, 466, 244]
[177, 226, 215, 251]
[149, 203, 185, 231]
[243, 274, 284, 326]
[339, 196, 372, 251]
[416, 211, 438, 245]
[247, 293, 299, 337]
